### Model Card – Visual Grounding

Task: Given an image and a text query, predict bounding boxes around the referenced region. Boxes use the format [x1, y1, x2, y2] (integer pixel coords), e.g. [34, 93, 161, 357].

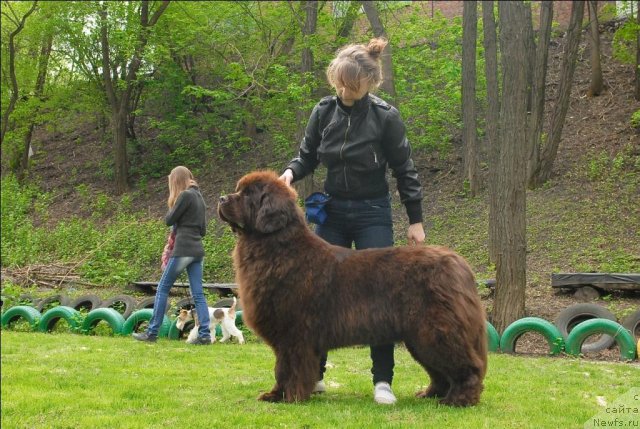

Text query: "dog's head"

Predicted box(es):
[218, 171, 301, 234]
[176, 308, 195, 330]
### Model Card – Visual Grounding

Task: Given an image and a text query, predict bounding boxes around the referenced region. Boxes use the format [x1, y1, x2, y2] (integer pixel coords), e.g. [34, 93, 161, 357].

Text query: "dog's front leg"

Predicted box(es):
[258, 347, 318, 403]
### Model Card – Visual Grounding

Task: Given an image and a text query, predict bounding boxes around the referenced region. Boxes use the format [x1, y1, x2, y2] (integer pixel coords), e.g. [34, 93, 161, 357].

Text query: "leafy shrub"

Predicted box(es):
[631, 109, 640, 129]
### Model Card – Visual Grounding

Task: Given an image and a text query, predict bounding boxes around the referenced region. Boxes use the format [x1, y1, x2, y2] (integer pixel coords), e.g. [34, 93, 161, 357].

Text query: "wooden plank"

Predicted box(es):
[551, 273, 640, 290]
[131, 281, 237, 289]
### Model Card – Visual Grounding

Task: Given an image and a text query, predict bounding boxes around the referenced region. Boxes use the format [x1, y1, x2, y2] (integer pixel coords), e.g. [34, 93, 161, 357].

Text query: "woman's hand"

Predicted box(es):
[407, 223, 425, 246]
[279, 169, 294, 186]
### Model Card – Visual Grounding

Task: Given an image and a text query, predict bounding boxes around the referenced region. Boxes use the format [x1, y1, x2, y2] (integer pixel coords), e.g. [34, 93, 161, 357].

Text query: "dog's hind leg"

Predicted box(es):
[439, 366, 484, 407]
[405, 331, 484, 407]
[258, 346, 319, 403]
[404, 341, 450, 399]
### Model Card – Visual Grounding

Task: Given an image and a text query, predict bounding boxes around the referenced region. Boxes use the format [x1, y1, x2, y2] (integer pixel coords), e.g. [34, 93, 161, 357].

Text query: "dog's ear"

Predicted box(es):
[255, 190, 294, 234]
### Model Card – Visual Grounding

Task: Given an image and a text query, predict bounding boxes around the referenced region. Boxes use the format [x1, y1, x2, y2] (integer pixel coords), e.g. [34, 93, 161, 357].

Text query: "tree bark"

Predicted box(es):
[462, 1, 480, 196]
[493, 1, 529, 333]
[527, 1, 553, 187]
[337, 1, 361, 40]
[530, 0, 585, 187]
[636, 1, 640, 101]
[361, 1, 397, 104]
[18, 33, 53, 180]
[98, 0, 170, 194]
[587, 1, 603, 97]
[482, 0, 500, 263]
[0, 1, 38, 148]
[295, 1, 318, 199]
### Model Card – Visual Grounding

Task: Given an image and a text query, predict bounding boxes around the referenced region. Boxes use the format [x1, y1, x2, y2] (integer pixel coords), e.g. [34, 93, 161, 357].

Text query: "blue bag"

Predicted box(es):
[304, 192, 332, 225]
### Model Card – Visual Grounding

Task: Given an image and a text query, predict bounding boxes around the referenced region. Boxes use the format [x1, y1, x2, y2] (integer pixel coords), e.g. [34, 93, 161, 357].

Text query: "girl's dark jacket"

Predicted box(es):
[165, 186, 207, 258]
[286, 93, 423, 224]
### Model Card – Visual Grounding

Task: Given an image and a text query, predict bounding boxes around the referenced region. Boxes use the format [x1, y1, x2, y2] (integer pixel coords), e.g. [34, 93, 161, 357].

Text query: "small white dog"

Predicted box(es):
[176, 297, 244, 344]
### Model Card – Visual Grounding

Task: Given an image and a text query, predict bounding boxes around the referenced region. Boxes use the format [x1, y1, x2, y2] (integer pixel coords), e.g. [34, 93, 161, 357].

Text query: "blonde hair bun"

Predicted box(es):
[366, 38, 388, 60]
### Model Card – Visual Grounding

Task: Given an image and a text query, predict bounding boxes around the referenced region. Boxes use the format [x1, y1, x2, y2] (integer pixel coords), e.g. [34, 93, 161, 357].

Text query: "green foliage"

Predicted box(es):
[612, 15, 639, 64]
[0, 175, 44, 267]
[1, 174, 237, 285]
[631, 109, 640, 129]
[388, 7, 470, 154]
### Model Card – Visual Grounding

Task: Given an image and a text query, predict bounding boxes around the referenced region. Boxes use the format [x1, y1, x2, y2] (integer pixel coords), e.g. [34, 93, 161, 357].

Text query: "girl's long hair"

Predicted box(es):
[167, 166, 196, 208]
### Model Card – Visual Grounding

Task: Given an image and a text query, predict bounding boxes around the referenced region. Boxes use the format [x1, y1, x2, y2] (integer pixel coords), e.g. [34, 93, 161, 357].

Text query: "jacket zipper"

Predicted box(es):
[340, 115, 351, 191]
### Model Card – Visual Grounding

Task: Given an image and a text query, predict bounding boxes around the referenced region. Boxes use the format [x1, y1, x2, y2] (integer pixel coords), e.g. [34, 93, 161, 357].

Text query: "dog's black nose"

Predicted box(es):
[219, 195, 228, 204]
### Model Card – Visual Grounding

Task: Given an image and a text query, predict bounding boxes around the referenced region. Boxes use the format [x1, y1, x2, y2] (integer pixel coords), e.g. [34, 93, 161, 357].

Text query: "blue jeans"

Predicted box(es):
[147, 256, 210, 339]
[315, 195, 395, 385]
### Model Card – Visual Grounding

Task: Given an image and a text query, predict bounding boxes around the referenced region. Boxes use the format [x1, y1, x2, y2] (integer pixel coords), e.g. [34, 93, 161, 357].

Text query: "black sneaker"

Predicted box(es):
[132, 332, 157, 343]
[187, 336, 212, 345]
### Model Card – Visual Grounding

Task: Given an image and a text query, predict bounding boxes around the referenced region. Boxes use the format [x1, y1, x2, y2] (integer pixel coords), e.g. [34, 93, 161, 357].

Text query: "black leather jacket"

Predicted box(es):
[286, 94, 423, 224]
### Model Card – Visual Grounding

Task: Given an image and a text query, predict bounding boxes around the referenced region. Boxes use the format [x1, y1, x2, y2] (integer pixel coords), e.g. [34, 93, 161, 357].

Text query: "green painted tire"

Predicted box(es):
[81, 307, 126, 335]
[122, 309, 171, 337]
[499, 317, 565, 355]
[167, 317, 194, 340]
[1, 305, 41, 331]
[38, 306, 84, 333]
[565, 319, 637, 361]
[486, 321, 500, 352]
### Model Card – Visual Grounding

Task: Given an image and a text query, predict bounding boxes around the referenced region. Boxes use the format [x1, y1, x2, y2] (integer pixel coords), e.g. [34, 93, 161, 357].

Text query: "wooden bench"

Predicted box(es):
[551, 273, 640, 299]
[128, 281, 238, 297]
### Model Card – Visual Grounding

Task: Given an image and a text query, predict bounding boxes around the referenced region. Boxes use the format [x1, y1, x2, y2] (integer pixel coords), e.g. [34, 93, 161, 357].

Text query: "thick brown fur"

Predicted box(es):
[218, 171, 488, 406]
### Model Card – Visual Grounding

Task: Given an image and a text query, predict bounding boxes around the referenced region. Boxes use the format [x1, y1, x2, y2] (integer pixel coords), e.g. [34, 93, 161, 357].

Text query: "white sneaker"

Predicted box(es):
[374, 382, 397, 405]
[313, 380, 326, 394]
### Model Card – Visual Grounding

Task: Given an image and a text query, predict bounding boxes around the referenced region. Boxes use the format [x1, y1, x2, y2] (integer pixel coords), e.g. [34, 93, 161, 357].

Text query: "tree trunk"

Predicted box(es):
[113, 110, 129, 195]
[530, 0, 585, 187]
[523, 4, 535, 115]
[587, 1, 603, 97]
[98, 0, 169, 194]
[361, 1, 397, 104]
[295, 1, 319, 199]
[493, 1, 529, 332]
[337, 1, 361, 40]
[0, 1, 38, 148]
[527, 1, 553, 188]
[18, 33, 53, 180]
[482, 0, 500, 263]
[636, 1, 640, 101]
[462, 1, 480, 196]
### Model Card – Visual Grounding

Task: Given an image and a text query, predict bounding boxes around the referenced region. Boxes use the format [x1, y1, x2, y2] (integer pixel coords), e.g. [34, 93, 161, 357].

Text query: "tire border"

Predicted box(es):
[486, 321, 500, 352]
[554, 303, 616, 353]
[36, 294, 71, 313]
[70, 294, 103, 312]
[81, 307, 126, 336]
[122, 308, 171, 337]
[102, 295, 137, 320]
[499, 317, 565, 355]
[565, 318, 637, 361]
[38, 305, 84, 333]
[1, 305, 41, 331]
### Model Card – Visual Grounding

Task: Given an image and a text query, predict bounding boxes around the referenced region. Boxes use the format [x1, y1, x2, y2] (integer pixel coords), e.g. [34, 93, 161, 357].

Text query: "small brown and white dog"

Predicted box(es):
[176, 297, 245, 344]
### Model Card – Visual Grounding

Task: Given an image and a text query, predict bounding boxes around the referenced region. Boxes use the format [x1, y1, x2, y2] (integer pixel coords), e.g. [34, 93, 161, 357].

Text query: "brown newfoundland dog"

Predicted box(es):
[218, 171, 487, 406]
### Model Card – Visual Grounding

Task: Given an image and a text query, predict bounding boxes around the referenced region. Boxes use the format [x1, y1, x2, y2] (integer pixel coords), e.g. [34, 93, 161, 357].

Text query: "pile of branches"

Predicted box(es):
[1, 263, 98, 289]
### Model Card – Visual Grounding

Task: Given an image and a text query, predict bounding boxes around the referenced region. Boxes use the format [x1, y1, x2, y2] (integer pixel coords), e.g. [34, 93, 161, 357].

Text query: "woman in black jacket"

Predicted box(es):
[280, 38, 425, 404]
[133, 166, 211, 345]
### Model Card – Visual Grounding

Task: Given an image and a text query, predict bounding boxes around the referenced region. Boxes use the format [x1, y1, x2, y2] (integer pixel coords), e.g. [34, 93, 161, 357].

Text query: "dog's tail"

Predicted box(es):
[228, 296, 237, 318]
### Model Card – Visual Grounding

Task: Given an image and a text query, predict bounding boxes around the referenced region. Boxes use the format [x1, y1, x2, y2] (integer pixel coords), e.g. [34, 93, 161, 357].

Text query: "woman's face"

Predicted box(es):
[335, 77, 370, 106]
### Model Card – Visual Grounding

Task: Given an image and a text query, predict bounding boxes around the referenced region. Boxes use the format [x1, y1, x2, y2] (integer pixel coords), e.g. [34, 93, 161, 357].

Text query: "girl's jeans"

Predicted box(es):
[147, 256, 210, 339]
[315, 195, 395, 386]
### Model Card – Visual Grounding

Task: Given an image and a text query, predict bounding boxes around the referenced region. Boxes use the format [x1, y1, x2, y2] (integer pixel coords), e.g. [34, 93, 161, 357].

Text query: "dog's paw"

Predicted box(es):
[416, 385, 448, 399]
[258, 391, 284, 402]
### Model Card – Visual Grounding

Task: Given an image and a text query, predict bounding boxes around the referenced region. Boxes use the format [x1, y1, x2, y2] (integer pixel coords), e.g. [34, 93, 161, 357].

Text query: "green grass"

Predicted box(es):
[1, 331, 638, 428]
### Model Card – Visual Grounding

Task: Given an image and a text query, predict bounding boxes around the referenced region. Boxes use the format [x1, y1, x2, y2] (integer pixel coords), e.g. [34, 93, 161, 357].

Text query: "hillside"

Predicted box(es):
[18, 23, 640, 356]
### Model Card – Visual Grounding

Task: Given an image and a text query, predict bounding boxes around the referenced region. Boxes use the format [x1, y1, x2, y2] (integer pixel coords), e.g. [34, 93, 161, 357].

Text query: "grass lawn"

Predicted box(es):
[1, 331, 638, 429]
